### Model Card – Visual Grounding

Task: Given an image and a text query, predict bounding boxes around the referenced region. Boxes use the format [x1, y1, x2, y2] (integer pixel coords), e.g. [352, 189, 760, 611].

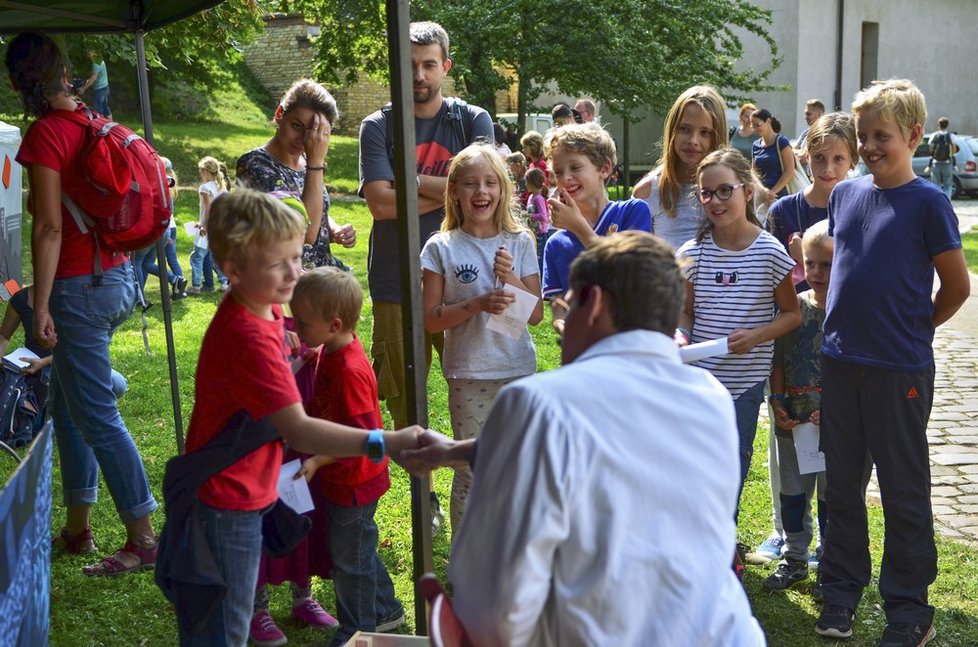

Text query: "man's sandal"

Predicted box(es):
[82, 540, 158, 578]
[52, 527, 97, 555]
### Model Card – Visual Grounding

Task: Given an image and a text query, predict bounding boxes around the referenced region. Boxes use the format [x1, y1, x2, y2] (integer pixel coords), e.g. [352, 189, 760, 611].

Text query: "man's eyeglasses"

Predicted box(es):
[698, 183, 746, 203]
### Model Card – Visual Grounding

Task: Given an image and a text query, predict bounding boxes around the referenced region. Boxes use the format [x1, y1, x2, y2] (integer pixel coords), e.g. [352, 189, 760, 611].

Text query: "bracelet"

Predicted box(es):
[306, 165, 325, 172]
[416, 175, 422, 189]
[769, 393, 787, 404]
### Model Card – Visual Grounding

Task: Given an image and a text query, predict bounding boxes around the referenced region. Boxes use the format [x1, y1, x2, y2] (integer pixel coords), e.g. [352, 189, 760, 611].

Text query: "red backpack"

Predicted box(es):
[56, 105, 171, 271]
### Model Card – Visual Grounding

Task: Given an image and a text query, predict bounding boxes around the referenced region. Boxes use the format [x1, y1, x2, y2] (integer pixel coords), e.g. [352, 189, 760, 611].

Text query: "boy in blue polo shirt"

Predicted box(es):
[815, 79, 969, 646]
[541, 124, 651, 334]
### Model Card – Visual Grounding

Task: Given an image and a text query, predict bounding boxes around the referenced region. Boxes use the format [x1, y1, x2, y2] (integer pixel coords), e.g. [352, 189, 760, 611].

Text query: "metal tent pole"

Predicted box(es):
[385, 0, 433, 632]
[135, 28, 185, 453]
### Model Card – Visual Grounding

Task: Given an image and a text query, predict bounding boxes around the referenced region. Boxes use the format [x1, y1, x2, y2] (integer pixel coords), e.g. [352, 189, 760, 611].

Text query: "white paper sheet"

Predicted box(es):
[487, 284, 540, 340]
[183, 222, 198, 237]
[2, 347, 40, 371]
[679, 337, 729, 364]
[792, 422, 826, 474]
[277, 459, 315, 514]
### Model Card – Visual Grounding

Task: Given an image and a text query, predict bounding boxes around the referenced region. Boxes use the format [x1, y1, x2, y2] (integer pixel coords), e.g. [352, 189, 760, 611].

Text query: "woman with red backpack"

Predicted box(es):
[6, 32, 158, 576]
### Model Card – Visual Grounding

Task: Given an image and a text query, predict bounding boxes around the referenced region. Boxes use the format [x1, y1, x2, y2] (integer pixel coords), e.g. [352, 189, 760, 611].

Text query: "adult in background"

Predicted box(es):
[729, 102, 759, 159]
[358, 21, 493, 534]
[551, 102, 579, 127]
[79, 49, 111, 119]
[794, 99, 825, 166]
[574, 99, 597, 123]
[7, 32, 158, 575]
[399, 232, 765, 646]
[237, 79, 356, 270]
[751, 108, 795, 205]
[928, 116, 958, 200]
[493, 122, 511, 157]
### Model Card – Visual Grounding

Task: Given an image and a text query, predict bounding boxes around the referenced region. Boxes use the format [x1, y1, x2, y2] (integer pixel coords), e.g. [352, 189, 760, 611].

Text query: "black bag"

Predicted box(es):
[0, 366, 43, 449]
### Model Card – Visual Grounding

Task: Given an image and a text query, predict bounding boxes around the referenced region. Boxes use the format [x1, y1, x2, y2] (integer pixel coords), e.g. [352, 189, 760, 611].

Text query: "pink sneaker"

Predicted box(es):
[250, 610, 287, 647]
[292, 598, 339, 629]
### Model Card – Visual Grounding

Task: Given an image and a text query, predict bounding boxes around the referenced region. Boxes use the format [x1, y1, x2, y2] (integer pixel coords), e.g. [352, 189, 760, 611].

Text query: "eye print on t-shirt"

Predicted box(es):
[455, 264, 478, 284]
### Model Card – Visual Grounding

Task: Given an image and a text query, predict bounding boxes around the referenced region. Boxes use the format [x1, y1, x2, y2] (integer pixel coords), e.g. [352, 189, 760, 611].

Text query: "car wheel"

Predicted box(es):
[952, 176, 962, 200]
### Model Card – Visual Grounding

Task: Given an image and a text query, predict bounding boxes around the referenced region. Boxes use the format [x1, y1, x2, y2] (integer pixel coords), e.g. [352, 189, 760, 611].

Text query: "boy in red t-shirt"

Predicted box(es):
[292, 267, 406, 645]
[175, 190, 418, 645]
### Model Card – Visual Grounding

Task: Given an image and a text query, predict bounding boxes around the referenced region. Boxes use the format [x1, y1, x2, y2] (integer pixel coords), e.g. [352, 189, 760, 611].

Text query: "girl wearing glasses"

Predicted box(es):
[632, 85, 728, 250]
[676, 149, 800, 541]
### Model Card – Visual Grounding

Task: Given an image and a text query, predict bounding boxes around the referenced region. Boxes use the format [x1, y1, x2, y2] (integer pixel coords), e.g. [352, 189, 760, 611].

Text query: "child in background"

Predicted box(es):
[292, 267, 406, 646]
[520, 130, 552, 188]
[163, 190, 419, 645]
[132, 157, 188, 303]
[420, 144, 543, 530]
[542, 124, 652, 334]
[676, 148, 800, 530]
[763, 220, 832, 597]
[188, 156, 230, 294]
[505, 151, 529, 207]
[753, 112, 857, 564]
[632, 85, 728, 250]
[815, 80, 969, 644]
[524, 167, 551, 272]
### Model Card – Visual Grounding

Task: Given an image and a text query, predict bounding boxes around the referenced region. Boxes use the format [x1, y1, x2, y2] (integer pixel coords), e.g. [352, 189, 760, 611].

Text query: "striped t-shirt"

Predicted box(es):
[677, 229, 794, 397]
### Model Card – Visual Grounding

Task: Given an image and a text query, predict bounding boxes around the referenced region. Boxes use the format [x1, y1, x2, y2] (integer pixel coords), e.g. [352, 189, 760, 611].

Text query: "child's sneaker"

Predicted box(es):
[753, 533, 785, 563]
[762, 558, 809, 591]
[878, 622, 936, 647]
[376, 608, 406, 632]
[250, 610, 287, 647]
[815, 604, 854, 639]
[186, 286, 201, 295]
[808, 543, 823, 569]
[292, 598, 339, 629]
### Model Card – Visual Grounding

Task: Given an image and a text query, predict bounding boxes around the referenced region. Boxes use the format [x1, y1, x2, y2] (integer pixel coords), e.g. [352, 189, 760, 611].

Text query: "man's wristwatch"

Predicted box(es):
[366, 429, 385, 463]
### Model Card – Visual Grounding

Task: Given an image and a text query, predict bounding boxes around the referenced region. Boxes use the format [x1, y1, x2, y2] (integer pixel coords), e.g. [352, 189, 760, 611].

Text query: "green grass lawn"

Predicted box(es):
[963, 228, 978, 274]
[4, 95, 978, 645]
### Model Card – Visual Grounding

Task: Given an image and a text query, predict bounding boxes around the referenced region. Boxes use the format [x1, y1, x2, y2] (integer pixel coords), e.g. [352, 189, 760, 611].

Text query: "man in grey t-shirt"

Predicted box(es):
[358, 20, 492, 534]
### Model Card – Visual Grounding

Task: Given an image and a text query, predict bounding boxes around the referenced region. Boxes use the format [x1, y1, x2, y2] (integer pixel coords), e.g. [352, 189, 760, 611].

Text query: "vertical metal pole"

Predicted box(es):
[135, 29, 185, 454]
[385, 0, 433, 633]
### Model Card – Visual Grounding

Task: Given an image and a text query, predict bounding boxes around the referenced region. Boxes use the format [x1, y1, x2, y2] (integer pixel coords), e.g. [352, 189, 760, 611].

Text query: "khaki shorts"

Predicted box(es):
[371, 301, 443, 429]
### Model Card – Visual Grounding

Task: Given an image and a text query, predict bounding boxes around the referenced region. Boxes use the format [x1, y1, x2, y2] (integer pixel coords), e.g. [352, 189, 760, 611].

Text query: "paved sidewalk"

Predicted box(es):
[864, 200, 978, 546]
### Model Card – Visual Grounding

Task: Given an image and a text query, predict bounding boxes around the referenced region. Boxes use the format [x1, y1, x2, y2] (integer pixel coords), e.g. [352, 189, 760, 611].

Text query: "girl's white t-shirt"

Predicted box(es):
[420, 228, 539, 380]
[196, 180, 223, 249]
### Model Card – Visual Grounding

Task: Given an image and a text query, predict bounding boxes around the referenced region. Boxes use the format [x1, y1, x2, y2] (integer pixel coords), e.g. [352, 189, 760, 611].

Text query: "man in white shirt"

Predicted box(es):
[400, 231, 765, 646]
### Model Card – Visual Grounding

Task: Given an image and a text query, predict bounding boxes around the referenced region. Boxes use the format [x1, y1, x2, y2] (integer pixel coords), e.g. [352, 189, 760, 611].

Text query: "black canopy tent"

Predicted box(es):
[0, 0, 433, 631]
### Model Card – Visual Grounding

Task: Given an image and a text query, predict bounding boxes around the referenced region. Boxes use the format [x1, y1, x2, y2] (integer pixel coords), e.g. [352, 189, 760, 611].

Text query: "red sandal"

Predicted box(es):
[82, 539, 158, 578]
[52, 527, 97, 555]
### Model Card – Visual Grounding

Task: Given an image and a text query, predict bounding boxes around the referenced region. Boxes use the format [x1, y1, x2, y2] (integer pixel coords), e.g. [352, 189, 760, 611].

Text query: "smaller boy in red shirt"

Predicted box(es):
[292, 267, 405, 646]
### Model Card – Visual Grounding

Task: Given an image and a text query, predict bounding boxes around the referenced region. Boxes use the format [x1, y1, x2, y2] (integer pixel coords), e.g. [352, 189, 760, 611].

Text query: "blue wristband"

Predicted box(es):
[366, 429, 385, 463]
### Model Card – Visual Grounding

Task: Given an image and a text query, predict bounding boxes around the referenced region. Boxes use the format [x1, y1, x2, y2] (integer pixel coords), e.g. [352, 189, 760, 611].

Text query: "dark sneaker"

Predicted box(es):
[878, 623, 936, 647]
[812, 566, 823, 602]
[816, 605, 855, 639]
[376, 608, 406, 633]
[762, 558, 809, 591]
[173, 276, 188, 295]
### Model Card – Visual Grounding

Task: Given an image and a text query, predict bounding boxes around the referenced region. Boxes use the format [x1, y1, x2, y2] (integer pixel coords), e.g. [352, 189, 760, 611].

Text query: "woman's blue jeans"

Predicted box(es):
[48, 262, 157, 523]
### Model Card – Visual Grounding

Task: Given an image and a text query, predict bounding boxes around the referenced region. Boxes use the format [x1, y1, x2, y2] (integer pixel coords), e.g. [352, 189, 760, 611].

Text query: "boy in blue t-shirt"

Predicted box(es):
[541, 124, 651, 334]
[815, 80, 970, 645]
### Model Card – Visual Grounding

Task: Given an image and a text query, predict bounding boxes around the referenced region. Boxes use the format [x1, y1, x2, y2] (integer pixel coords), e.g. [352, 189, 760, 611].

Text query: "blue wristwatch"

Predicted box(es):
[366, 429, 385, 463]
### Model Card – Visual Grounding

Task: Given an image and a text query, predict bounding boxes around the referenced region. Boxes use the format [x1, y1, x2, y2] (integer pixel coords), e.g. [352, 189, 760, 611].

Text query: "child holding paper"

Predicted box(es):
[290, 267, 405, 646]
[676, 149, 800, 519]
[763, 220, 831, 597]
[420, 144, 543, 530]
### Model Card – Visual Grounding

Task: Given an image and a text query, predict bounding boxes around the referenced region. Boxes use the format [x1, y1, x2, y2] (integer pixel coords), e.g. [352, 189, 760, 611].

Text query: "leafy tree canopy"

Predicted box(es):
[279, 0, 780, 125]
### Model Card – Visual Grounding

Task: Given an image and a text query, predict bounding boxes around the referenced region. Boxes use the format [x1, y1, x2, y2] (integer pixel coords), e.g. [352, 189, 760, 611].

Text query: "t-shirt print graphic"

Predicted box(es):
[417, 141, 454, 178]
